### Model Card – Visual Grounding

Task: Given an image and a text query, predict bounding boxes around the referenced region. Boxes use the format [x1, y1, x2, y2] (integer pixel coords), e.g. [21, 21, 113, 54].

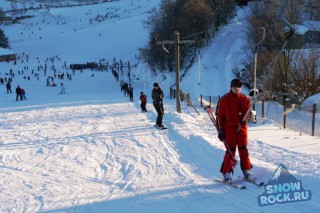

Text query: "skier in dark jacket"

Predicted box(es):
[151, 83, 164, 128]
[16, 85, 22, 101]
[6, 82, 12, 93]
[128, 85, 134, 102]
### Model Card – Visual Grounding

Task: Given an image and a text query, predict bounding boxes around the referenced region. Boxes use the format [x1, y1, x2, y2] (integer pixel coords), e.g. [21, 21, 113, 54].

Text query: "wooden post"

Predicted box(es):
[175, 32, 182, 113]
[283, 95, 287, 129]
[262, 98, 265, 118]
[312, 103, 317, 136]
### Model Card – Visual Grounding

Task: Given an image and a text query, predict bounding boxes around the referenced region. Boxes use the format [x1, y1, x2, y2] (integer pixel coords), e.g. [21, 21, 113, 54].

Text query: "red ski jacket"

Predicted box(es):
[217, 90, 251, 131]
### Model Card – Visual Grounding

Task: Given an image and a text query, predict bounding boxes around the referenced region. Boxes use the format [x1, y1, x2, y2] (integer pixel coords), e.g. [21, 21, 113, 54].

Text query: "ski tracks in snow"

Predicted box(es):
[0, 102, 204, 212]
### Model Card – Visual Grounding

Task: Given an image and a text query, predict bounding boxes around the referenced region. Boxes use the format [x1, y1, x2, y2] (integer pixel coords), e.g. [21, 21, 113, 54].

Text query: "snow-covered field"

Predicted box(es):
[0, 0, 319, 212]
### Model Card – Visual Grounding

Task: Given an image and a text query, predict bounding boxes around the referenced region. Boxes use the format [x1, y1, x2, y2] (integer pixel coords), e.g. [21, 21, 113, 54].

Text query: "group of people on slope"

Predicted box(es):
[120, 80, 133, 102]
[10, 82, 66, 102]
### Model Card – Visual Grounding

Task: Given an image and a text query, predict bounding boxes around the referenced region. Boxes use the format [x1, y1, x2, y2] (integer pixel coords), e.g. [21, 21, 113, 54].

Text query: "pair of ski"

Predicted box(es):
[204, 105, 264, 190]
[214, 178, 264, 190]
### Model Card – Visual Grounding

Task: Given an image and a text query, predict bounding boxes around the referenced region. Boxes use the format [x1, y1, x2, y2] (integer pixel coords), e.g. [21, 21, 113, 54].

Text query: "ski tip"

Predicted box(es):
[214, 178, 246, 189]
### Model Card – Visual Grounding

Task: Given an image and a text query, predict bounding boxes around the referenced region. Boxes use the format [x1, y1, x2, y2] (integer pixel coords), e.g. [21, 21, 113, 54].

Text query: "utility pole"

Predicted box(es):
[121, 61, 137, 85]
[175, 32, 182, 113]
[253, 27, 265, 110]
[128, 61, 131, 85]
[153, 31, 196, 113]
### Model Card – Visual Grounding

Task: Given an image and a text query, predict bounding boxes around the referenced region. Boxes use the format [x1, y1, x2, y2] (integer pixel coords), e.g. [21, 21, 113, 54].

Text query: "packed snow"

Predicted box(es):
[0, 0, 319, 212]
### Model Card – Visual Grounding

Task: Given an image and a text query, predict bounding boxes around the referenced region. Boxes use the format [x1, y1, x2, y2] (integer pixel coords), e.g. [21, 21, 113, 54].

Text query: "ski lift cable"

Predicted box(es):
[180, 10, 268, 40]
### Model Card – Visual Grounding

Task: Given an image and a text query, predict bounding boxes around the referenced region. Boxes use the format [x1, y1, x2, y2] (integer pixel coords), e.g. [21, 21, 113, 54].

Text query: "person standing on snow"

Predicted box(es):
[216, 79, 252, 182]
[20, 88, 27, 100]
[151, 82, 164, 128]
[6, 81, 12, 93]
[128, 85, 134, 102]
[140, 91, 147, 112]
[46, 77, 51, 87]
[16, 85, 22, 101]
[60, 83, 66, 94]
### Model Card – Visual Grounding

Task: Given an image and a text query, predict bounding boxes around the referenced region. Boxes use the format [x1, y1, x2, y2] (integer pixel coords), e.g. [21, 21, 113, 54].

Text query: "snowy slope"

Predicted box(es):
[0, 0, 319, 212]
[182, 8, 252, 98]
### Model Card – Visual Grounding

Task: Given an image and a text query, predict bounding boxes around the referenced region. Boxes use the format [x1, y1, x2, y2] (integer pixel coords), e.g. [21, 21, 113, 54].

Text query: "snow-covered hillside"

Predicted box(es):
[0, 0, 319, 212]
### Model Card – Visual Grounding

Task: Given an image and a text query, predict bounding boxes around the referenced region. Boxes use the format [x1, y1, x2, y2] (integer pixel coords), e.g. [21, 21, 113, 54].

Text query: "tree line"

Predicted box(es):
[142, 0, 319, 104]
[237, 0, 320, 104]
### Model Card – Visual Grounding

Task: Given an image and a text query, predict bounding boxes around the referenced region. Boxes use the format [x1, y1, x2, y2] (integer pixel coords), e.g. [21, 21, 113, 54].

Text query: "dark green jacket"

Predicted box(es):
[151, 87, 163, 107]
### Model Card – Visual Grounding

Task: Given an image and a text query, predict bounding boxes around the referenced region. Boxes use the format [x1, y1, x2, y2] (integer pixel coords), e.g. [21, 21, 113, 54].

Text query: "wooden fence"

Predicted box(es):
[171, 90, 319, 136]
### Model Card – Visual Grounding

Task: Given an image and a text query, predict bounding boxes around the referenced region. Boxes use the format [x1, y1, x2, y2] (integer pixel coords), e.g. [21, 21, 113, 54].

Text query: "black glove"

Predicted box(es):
[217, 129, 225, 141]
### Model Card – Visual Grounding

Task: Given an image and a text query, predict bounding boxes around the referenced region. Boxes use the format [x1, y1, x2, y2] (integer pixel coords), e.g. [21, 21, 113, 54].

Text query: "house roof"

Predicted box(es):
[302, 20, 320, 32]
[292, 24, 309, 35]
[0, 47, 15, 56]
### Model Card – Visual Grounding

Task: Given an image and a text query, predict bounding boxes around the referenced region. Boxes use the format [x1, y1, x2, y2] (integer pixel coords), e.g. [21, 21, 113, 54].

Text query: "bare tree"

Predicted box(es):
[304, 0, 320, 20]
[290, 49, 320, 99]
[240, 0, 320, 103]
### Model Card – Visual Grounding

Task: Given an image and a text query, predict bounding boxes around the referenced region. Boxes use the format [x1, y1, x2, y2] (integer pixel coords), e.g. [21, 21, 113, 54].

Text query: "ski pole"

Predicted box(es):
[204, 106, 237, 169]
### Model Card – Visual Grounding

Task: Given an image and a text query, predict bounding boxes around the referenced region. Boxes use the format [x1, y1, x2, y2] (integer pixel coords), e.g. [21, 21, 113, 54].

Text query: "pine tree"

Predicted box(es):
[0, 29, 9, 48]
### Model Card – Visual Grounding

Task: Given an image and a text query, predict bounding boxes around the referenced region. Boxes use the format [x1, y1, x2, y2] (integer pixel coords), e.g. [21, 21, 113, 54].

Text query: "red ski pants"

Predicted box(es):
[220, 127, 252, 174]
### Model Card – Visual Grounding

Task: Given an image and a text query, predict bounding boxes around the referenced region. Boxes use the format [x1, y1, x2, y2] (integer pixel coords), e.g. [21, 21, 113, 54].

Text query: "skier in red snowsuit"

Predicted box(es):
[216, 79, 252, 182]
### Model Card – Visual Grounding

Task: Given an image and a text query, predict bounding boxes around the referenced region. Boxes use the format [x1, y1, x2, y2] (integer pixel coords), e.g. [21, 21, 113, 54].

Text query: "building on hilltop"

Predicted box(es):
[302, 20, 320, 47]
[0, 16, 14, 25]
[0, 48, 16, 62]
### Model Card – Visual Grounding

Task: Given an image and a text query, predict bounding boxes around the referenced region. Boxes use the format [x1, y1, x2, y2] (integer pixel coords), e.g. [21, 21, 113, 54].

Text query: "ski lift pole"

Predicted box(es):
[237, 93, 262, 133]
[198, 49, 201, 85]
[254, 27, 265, 98]
[253, 27, 265, 111]
[152, 32, 196, 113]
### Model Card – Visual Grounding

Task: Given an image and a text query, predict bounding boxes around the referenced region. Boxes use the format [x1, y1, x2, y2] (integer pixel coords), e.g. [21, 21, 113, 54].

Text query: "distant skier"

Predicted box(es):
[20, 88, 27, 100]
[128, 85, 134, 102]
[120, 79, 125, 91]
[16, 85, 22, 101]
[151, 83, 165, 128]
[216, 79, 252, 182]
[123, 82, 128, 96]
[60, 83, 66, 94]
[6, 82, 12, 93]
[46, 77, 51, 87]
[139, 91, 147, 112]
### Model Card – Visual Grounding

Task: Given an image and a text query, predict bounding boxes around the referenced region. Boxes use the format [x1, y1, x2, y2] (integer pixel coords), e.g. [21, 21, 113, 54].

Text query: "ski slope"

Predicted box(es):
[0, 0, 319, 212]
